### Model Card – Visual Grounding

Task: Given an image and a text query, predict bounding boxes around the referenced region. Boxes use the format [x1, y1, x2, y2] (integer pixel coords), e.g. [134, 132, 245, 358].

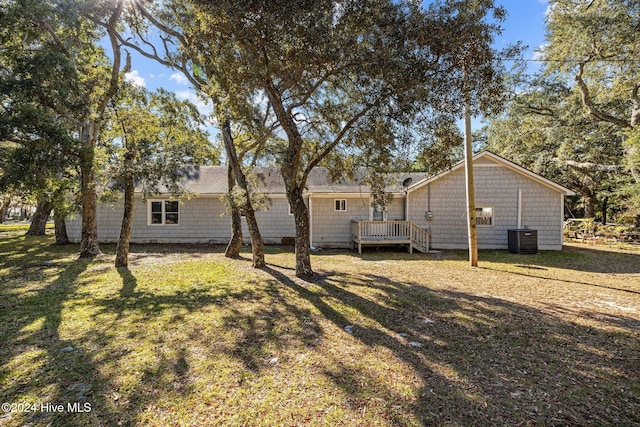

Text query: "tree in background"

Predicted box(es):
[484, 0, 638, 223]
[484, 73, 627, 221]
[1, 0, 132, 254]
[543, 0, 639, 220]
[103, 85, 218, 267]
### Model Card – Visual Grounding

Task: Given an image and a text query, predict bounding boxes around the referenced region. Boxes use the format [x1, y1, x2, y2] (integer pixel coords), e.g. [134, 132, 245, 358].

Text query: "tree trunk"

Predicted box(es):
[628, 94, 639, 183]
[115, 151, 135, 267]
[601, 196, 608, 225]
[263, 84, 314, 278]
[79, 123, 102, 257]
[584, 193, 596, 218]
[222, 120, 264, 268]
[289, 186, 313, 278]
[26, 197, 53, 236]
[225, 163, 243, 258]
[0, 197, 10, 224]
[54, 214, 69, 245]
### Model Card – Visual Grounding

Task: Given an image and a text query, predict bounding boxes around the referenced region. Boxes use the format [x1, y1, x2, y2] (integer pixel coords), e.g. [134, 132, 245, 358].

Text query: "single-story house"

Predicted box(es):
[66, 151, 575, 251]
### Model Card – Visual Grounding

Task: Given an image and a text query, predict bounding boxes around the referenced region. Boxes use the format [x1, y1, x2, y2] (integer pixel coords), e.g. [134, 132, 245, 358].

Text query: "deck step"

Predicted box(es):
[412, 243, 429, 253]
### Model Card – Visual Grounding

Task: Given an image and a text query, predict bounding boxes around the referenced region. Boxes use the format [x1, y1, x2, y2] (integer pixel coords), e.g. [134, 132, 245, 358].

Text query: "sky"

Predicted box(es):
[120, 1, 552, 135]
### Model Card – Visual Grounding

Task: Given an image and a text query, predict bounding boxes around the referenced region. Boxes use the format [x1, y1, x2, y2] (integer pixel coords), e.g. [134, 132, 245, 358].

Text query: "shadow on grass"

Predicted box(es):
[2, 237, 638, 425]
[262, 265, 640, 425]
[0, 242, 121, 426]
[117, 266, 138, 298]
[81, 268, 323, 424]
[290, 242, 640, 275]
[479, 265, 640, 295]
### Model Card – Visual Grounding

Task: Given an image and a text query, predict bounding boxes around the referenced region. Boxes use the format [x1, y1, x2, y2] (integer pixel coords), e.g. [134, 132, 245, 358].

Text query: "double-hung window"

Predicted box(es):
[149, 200, 179, 225]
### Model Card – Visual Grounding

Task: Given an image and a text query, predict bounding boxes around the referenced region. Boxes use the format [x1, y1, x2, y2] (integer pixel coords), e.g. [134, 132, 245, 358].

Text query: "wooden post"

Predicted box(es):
[464, 97, 478, 267]
[409, 222, 414, 254]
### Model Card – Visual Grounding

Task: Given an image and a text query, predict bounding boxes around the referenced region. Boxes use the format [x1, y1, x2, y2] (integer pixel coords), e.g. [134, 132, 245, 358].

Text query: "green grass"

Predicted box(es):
[1, 236, 639, 426]
[0, 223, 54, 233]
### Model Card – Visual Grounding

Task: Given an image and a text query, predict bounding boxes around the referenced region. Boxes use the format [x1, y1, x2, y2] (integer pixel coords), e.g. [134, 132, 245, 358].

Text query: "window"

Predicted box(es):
[372, 205, 386, 221]
[476, 207, 493, 226]
[334, 199, 347, 211]
[165, 201, 179, 224]
[148, 200, 179, 225]
[150, 201, 163, 224]
[288, 203, 293, 215]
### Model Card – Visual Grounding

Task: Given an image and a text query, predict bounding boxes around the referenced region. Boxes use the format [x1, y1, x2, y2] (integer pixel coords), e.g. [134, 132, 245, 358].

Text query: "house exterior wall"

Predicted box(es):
[309, 195, 407, 248]
[408, 161, 564, 250]
[242, 196, 298, 244]
[65, 156, 566, 251]
[66, 195, 233, 244]
[386, 197, 406, 221]
[66, 195, 298, 244]
[311, 196, 370, 248]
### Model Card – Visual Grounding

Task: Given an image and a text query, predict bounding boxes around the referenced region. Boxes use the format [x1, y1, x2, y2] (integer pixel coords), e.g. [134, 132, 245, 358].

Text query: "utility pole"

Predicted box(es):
[463, 94, 478, 266]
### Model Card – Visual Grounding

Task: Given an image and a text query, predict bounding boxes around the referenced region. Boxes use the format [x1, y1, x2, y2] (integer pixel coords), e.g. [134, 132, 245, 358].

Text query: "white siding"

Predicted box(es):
[386, 197, 406, 221]
[241, 197, 297, 244]
[408, 162, 564, 250]
[311, 196, 370, 247]
[67, 195, 299, 244]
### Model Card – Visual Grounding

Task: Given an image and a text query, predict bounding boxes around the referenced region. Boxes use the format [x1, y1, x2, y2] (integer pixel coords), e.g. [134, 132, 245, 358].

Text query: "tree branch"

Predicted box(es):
[575, 61, 630, 128]
[35, 17, 72, 60]
[303, 91, 392, 184]
[561, 159, 622, 173]
[131, 0, 187, 46]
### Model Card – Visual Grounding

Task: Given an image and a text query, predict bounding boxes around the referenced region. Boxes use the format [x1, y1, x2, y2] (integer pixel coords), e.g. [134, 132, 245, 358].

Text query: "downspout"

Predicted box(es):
[517, 188, 522, 229]
[309, 194, 314, 249]
[405, 191, 409, 221]
[560, 193, 565, 247]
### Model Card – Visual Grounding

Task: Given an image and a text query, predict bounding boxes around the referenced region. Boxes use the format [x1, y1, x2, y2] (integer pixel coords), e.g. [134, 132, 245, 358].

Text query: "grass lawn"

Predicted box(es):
[0, 223, 54, 233]
[1, 234, 639, 426]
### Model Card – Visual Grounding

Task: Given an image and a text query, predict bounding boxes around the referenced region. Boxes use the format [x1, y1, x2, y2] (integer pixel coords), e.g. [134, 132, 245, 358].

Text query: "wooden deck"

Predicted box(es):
[350, 221, 429, 254]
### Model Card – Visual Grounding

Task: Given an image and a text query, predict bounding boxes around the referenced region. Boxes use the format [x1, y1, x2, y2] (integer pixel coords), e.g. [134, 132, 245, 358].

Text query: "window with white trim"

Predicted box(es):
[334, 199, 347, 211]
[372, 205, 386, 221]
[475, 207, 493, 226]
[148, 200, 179, 225]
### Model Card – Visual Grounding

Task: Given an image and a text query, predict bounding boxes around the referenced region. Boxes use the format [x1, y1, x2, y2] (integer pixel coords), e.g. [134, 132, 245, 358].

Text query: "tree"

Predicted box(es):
[484, 71, 627, 221]
[1, 0, 132, 255]
[542, 0, 640, 217]
[0, 5, 77, 237]
[104, 85, 218, 267]
[181, 0, 514, 277]
[106, 0, 272, 266]
[0, 195, 12, 224]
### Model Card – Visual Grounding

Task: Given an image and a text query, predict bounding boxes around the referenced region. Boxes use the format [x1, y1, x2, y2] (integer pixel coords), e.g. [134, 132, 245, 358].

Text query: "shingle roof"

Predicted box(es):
[146, 166, 428, 195]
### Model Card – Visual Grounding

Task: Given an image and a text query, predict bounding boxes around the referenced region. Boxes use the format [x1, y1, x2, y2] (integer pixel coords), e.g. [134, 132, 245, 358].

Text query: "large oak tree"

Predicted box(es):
[183, 0, 514, 277]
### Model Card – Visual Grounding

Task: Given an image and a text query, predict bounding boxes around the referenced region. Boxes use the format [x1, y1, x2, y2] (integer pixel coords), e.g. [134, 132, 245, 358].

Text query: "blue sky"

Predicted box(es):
[121, 1, 551, 133]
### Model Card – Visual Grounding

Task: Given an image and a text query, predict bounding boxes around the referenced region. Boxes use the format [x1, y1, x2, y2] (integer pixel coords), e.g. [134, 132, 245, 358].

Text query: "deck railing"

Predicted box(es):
[351, 220, 412, 241]
[351, 220, 429, 254]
